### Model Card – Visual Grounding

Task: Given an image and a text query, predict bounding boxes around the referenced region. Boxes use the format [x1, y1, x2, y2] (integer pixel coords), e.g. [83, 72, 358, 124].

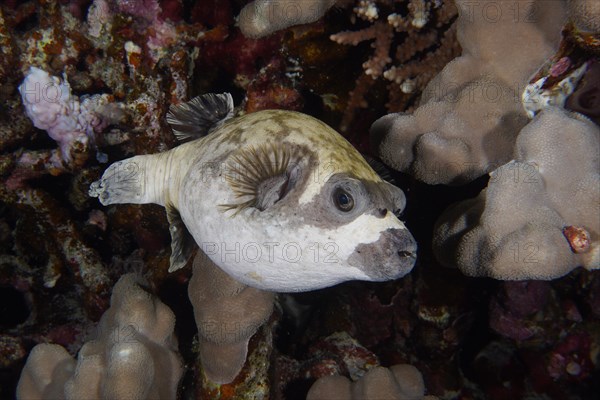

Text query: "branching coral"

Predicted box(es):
[331, 0, 460, 131]
[433, 107, 599, 279]
[16, 273, 183, 400]
[371, 0, 566, 184]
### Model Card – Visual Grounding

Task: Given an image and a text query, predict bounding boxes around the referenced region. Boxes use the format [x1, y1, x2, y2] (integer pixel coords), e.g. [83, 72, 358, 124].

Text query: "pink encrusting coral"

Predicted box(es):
[18, 67, 117, 165]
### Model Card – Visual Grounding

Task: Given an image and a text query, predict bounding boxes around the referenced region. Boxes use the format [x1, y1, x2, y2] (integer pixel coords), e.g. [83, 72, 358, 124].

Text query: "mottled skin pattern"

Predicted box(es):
[91, 110, 417, 292]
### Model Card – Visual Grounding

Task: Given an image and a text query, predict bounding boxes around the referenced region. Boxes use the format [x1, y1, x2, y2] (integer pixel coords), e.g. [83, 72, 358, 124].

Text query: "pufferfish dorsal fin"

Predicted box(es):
[166, 93, 234, 142]
[166, 203, 196, 272]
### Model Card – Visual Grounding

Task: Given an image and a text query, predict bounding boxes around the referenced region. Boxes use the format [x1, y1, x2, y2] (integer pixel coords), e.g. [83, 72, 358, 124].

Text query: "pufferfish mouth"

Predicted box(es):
[348, 228, 418, 280]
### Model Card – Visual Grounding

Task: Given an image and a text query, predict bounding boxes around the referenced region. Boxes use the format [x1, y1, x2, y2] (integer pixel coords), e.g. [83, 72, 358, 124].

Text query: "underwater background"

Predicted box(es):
[1, 0, 599, 399]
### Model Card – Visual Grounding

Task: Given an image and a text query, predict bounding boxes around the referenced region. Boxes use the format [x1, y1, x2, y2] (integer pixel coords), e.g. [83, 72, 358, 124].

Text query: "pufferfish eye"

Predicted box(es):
[333, 187, 354, 212]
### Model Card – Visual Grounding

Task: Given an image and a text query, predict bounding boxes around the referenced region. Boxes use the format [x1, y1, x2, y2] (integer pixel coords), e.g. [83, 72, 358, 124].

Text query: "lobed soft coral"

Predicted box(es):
[238, 0, 337, 38]
[433, 108, 599, 279]
[307, 363, 437, 400]
[371, 0, 565, 185]
[16, 273, 183, 400]
[369, 0, 599, 285]
[188, 252, 275, 384]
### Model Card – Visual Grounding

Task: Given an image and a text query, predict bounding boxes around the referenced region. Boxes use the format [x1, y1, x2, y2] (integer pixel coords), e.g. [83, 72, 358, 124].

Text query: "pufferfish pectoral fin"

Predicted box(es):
[220, 144, 308, 214]
[166, 204, 196, 272]
[166, 93, 234, 142]
[363, 154, 397, 186]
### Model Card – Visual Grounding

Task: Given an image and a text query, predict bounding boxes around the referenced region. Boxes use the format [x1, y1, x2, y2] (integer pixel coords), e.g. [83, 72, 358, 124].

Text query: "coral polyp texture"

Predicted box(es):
[434, 108, 599, 279]
[568, 0, 600, 33]
[239, 0, 336, 38]
[307, 364, 437, 400]
[16, 273, 183, 400]
[188, 253, 274, 384]
[371, 0, 565, 185]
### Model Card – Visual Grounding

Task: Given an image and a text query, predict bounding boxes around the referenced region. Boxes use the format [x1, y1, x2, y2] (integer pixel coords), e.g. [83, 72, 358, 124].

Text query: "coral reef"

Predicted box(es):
[275, 326, 438, 399]
[16, 273, 183, 400]
[0, 185, 110, 313]
[370, 0, 599, 280]
[371, 0, 565, 185]
[0, 0, 222, 397]
[0, 7, 219, 375]
[2, 0, 600, 399]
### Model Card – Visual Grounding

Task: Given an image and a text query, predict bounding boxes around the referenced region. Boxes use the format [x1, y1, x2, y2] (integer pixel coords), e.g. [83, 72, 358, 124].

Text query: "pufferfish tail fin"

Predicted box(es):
[166, 93, 234, 142]
[89, 154, 164, 206]
[89, 152, 195, 273]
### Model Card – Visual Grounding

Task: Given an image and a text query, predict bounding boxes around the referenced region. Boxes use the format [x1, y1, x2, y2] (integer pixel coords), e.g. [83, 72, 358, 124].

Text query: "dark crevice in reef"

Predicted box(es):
[0, 285, 30, 328]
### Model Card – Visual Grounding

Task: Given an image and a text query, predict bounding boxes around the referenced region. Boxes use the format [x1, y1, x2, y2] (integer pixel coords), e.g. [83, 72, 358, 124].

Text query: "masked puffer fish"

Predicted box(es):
[89, 94, 417, 292]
